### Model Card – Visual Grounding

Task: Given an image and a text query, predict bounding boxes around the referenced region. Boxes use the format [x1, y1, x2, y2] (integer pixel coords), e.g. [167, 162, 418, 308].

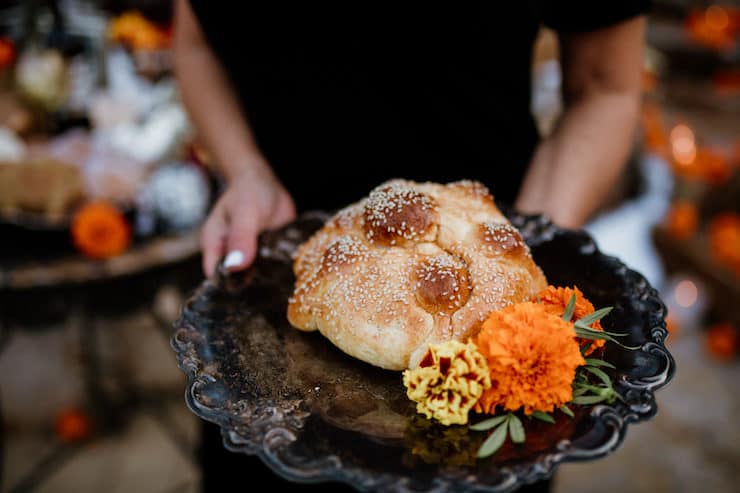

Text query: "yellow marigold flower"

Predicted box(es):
[474, 302, 585, 415]
[536, 285, 606, 355]
[403, 341, 491, 426]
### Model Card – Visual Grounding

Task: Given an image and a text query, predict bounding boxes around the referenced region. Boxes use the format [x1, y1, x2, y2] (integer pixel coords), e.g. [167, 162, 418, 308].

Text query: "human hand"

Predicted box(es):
[201, 163, 296, 277]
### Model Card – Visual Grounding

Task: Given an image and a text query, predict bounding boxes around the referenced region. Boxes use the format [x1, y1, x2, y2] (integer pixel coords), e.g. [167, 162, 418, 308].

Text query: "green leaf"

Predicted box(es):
[508, 414, 526, 444]
[574, 327, 640, 350]
[583, 366, 612, 387]
[574, 323, 629, 338]
[575, 307, 613, 326]
[470, 415, 508, 431]
[530, 411, 556, 424]
[574, 328, 608, 341]
[574, 329, 614, 343]
[585, 358, 616, 369]
[477, 421, 509, 458]
[604, 391, 619, 404]
[559, 405, 575, 418]
[573, 386, 589, 397]
[574, 382, 612, 395]
[562, 294, 577, 322]
[572, 394, 608, 405]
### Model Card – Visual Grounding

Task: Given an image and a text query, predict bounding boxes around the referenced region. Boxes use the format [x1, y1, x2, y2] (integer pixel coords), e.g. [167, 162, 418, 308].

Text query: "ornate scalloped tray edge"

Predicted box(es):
[172, 211, 675, 493]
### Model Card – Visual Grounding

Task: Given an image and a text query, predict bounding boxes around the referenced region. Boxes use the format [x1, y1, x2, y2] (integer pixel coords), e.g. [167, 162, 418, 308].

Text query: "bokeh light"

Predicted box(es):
[670, 124, 697, 166]
[674, 279, 699, 308]
[705, 6, 729, 32]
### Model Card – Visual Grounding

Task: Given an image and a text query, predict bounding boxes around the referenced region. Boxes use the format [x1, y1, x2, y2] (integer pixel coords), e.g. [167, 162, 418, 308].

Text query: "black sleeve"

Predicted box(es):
[540, 0, 651, 33]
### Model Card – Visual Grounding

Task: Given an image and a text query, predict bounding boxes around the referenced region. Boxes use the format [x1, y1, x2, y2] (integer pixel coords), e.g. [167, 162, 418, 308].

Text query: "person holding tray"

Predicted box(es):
[173, 1, 648, 490]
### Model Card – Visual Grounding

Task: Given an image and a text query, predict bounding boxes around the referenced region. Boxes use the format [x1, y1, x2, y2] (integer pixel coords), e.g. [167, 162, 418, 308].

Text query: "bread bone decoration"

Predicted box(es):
[288, 179, 547, 370]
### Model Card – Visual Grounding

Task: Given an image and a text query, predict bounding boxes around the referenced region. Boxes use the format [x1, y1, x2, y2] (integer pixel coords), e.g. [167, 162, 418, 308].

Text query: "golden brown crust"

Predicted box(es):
[287, 179, 547, 370]
[362, 181, 439, 247]
[412, 253, 471, 316]
[477, 222, 526, 257]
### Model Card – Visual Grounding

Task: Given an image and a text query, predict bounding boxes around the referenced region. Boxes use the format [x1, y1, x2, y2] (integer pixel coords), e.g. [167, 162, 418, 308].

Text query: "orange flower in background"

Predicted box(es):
[713, 69, 740, 94]
[72, 201, 131, 259]
[56, 408, 93, 442]
[705, 323, 738, 361]
[695, 148, 732, 184]
[665, 311, 681, 340]
[709, 213, 740, 275]
[663, 201, 699, 240]
[473, 302, 585, 415]
[667, 121, 733, 184]
[536, 285, 606, 355]
[641, 104, 668, 157]
[109, 11, 171, 50]
[641, 69, 658, 92]
[0, 37, 15, 69]
[685, 6, 739, 51]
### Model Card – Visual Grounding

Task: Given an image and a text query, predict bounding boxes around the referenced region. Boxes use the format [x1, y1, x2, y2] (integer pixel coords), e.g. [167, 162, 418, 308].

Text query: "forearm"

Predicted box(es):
[173, 0, 270, 183]
[517, 91, 639, 228]
[517, 17, 644, 228]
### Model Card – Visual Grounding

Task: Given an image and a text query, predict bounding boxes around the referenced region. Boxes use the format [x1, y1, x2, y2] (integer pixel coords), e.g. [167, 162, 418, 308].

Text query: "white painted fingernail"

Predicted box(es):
[223, 250, 245, 269]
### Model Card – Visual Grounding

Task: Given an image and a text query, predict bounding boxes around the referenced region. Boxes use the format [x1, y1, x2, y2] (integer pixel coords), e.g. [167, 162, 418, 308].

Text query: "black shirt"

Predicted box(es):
[189, 1, 648, 212]
[190, 4, 649, 491]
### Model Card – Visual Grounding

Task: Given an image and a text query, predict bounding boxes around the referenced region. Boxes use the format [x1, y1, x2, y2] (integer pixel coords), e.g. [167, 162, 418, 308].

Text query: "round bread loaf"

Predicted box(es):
[287, 179, 547, 370]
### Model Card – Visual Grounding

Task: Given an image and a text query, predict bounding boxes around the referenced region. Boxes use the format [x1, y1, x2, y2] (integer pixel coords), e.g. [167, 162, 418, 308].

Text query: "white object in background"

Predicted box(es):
[89, 49, 176, 128]
[65, 55, 98, 115]
[101, 104, 191, 164]
[88, 93, 140, 129]
[585, 155, 674, 289]
[138, 163, 210, 231]
[104, 48, 153, 116]
[89, 50, 148, 128]
[0, 127, 26, 162]
[58, 0, 108, 40]
[531, 59, 563, 136]
[89, 49, 192, 162]
[83, 141, 148, 204]
[15, 48, 67, 110]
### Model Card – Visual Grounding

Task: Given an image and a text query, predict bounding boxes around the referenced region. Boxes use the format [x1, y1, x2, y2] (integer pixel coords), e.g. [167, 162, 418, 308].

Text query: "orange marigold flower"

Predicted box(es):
[705, 323, 737, 362]
[709, 213, 740, 276]
[473, 302, 585, 415]
[641, 103, 668, 156]
[109, 11, 170, 50]
[663, 201, 699, 240]
[665, 311, 681, 340]
[71, 201, 131, 259]
[536, 285, 605, 355]
[0, 37, 16, 70]
[55, 408, 93, 442]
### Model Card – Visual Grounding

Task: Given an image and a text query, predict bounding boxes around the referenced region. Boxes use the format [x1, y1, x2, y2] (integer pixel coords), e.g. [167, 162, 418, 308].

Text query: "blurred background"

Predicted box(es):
[0, 1, 738, 492]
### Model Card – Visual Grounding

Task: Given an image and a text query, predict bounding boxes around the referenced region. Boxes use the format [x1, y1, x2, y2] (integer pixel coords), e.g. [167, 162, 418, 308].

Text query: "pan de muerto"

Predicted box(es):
[287, 179, 547, 370]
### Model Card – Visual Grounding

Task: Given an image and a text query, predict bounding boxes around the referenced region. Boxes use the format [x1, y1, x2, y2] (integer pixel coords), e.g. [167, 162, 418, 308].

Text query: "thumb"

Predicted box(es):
[223, 216, 259, 272]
